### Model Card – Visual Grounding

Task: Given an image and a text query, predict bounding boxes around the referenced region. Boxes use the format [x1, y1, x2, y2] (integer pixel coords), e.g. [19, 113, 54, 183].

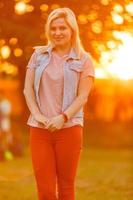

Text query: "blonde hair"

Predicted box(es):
[45, 7, 86, 58]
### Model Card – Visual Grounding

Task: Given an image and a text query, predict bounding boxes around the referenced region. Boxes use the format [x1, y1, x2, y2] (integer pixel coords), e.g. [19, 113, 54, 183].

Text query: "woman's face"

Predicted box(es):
[49, 17, 72, 48]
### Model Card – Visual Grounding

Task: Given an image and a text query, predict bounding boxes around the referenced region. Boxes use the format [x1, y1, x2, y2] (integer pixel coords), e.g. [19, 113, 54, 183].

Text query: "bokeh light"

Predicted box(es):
[125, 2, 133, 15]
[26, 4, 34, 13]
[14, 48, 23, 57]
[91, 20, 103, 34]
[111, 12, 124, 24]
[14, 1, 27, 15]
[107, 40, 116, 49]
[113, 4, 123, 13]
[124, 13, 133, 22]
[9, 38, 18, 45]
[0, 62, 18, 76]
[97, 44, 106, 52]
[78, 14, 88, 25]
[0, 39, 6, 46]
[51, 4, 60, 10]
[87, 11, 98, 22]
[40, 4, 49, 12]
[0, 45, 11, 59]
[100, 0, 110, 6]
[14, 1, 34, 15]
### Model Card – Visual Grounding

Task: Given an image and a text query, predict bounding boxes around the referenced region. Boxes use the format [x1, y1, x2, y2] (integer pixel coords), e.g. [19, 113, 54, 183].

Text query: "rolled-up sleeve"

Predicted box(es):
[26, 51, 37, 69]
[80, 54, 95, 79]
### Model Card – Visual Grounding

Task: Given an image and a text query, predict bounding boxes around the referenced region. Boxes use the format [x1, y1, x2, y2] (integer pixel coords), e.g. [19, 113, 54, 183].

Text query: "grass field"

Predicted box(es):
[0, 146, 133, 200]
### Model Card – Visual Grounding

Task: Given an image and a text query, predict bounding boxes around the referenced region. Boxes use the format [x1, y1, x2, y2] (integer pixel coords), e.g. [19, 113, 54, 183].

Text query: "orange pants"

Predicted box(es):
[29, 125, 83, 200]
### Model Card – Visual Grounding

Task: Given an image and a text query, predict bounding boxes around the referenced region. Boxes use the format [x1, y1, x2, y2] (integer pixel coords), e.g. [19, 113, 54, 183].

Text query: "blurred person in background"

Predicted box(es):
[0, 92, 13, 161]
[24, 7, 94, 200]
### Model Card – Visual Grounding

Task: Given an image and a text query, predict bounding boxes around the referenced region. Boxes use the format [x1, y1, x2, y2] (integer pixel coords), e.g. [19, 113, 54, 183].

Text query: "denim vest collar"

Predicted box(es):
[34, 44, 80, 61]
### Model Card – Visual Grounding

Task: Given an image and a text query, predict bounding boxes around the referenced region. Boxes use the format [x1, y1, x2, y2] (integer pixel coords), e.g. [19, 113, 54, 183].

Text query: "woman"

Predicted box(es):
[23, 7, 95, 200]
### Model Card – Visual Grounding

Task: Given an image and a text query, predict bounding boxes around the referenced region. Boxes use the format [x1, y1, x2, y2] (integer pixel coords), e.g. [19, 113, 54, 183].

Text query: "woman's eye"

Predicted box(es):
[50, 26, 67, 31]
[60, 27, 66, 30]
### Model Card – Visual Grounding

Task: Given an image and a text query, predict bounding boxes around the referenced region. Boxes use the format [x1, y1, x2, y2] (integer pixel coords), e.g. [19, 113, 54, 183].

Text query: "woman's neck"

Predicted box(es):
[53, 45, 71, 56]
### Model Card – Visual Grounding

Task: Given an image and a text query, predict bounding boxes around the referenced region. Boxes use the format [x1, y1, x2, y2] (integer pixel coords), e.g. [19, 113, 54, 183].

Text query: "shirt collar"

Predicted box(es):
[67, 48, 80, 60]
[38, 44, 80, 60]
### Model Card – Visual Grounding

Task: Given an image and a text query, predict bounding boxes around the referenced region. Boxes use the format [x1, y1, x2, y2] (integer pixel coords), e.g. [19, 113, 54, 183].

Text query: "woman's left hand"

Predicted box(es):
[46, 114, 65, 132]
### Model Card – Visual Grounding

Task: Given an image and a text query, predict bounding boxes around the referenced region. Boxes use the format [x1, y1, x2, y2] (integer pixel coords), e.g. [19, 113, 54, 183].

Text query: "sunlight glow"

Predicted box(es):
[107, 40, 116, 49]
[98, 31, 133, 80]
[95, 68, 108, 79]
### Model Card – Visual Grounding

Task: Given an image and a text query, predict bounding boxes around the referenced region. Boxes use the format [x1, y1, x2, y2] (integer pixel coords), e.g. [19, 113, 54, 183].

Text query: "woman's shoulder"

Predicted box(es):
[80, 50, 93, 63]
[33, 45, 49, 54]
[27, 45, 49, 68]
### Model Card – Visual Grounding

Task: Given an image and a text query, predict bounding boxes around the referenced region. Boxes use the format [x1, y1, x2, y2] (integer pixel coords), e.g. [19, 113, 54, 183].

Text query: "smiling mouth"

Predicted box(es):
[54, 38, 63, 40]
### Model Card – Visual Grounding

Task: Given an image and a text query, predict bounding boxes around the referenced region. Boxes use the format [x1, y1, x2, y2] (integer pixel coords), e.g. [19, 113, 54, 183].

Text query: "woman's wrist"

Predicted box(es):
[61, 112, 69, 123]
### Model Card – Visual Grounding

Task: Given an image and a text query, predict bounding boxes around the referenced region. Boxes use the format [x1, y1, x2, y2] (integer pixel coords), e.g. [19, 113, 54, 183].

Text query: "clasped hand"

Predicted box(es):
[35, 113, 65, 132]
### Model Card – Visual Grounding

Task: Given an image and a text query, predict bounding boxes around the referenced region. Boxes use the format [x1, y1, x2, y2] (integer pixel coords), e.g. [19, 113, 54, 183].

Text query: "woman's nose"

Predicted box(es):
[55, 29, 61, 35]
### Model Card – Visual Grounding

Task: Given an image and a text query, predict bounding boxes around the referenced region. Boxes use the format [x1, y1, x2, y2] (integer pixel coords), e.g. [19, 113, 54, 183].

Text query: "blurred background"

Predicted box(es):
[0, 0, 133, 199]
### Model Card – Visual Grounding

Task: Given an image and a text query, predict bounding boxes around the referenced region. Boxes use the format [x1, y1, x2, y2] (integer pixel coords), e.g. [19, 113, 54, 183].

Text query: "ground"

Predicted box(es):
[0, 146, 132, 200]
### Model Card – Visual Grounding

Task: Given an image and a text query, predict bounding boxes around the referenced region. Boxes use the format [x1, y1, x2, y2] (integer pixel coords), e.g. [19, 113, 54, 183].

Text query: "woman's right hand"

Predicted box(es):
[34, 113, 49, 127]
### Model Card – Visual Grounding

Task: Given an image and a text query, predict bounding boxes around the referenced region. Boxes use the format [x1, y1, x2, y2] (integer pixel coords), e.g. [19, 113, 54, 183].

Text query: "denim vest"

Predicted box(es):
[33, 45, 89, 120]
